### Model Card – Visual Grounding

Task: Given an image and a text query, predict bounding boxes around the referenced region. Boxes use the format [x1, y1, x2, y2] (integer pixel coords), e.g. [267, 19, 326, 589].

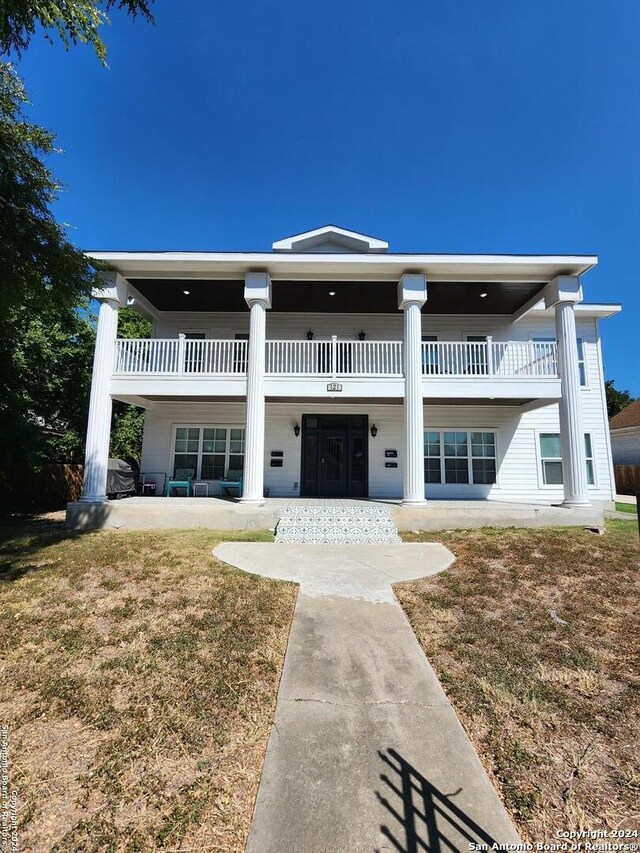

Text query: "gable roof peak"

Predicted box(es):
[272, 225, 388, 254]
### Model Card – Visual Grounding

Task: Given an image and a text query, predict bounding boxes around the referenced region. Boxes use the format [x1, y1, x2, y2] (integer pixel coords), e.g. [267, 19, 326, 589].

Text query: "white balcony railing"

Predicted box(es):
[420, 340, 557, 378]
[265, 339, 403, 377]
[114, 338, 248, 375]
[113, 337, 558, 379]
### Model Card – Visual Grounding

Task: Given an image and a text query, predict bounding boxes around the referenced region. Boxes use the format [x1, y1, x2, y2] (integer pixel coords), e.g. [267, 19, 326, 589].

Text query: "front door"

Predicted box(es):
[301, 415, 368, 497]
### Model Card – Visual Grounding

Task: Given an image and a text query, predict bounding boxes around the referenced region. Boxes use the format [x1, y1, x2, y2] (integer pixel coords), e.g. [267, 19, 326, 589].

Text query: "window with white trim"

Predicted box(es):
[173, 426, 245, 479]
[577, 338, 586, 386]
[538, 433, 595, 486]
[532, 336, 586, 386]
[424, 430, 496, 485]
[421, 335, 439, 374]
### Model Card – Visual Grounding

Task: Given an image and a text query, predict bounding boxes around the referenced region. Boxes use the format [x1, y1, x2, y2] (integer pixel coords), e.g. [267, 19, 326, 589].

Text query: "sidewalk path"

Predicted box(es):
[214, 543, 522, 853]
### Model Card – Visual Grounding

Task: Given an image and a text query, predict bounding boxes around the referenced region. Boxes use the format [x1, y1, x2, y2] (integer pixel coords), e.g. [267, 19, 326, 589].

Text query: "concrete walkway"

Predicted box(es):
[214, 543, 522, 852]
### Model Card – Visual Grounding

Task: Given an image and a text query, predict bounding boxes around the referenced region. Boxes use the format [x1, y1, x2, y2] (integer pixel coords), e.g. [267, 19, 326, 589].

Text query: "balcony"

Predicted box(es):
[111, 337, 560, 403]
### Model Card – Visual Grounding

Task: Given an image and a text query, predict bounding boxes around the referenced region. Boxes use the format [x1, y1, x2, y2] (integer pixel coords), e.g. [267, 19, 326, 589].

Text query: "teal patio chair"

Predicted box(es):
[219, 468, 243, 498]
[166, 468, 195, 497]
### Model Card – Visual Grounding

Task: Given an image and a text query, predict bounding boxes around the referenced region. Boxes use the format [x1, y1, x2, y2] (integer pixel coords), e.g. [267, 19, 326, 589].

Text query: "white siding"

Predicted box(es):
[610, 429, 640, 464]
[140, 398, 615, 501]
[138, 311, 614, 501]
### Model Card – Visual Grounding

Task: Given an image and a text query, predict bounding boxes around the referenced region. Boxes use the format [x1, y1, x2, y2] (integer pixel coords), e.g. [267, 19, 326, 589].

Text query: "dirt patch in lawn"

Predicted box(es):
[0, 516, 296, 852]
[396, 520, 640, 840]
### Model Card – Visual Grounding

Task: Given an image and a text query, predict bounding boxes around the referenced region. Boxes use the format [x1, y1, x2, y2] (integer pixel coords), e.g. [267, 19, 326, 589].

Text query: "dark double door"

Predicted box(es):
[301, 415, 368, 497]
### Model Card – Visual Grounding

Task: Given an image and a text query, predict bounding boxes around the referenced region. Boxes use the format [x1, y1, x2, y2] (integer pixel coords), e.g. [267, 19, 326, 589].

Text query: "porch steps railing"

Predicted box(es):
[113, 337, 558, 379]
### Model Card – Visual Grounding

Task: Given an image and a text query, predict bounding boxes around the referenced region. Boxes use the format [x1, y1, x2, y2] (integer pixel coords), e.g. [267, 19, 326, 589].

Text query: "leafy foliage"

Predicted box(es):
[0, 0, 153, 63]
[110, 308, 151, 465]
[0, 0, 154, 468]
[0, 63, 95, 465]
[605, 379, 635, 420]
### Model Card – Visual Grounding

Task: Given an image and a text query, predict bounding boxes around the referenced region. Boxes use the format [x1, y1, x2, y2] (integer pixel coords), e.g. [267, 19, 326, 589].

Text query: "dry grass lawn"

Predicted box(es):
[0, 515, 296, 852]
[397, 520, 640, 840]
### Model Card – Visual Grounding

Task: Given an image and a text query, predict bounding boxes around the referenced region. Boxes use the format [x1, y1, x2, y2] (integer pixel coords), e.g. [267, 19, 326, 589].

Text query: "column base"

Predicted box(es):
[401, 498, 428, 507]
[561, 497, 592, 508]
[78, 494, 108, 504]
[239, 497, 266, 507]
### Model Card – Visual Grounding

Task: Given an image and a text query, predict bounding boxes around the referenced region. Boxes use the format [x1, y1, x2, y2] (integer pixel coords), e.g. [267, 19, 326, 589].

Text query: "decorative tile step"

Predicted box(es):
[275, 505, 401, 544]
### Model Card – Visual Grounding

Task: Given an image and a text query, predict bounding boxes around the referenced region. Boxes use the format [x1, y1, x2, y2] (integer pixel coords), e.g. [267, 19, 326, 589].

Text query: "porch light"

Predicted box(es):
[306, 330, 314, 340]
[480, 292, 487, 298]
[370, 424, 378, 438]
[293, 423, 301, 437]
[329, 291, 336, 296]
[358, 330, 366, 340]
[183, 289, 190, 295]
[126, 296, 136, 306]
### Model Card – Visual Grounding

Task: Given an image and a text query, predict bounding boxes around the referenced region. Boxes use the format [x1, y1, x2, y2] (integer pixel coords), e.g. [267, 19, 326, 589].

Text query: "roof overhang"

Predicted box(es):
[527, 302, 622, 319]
[87, 251, 597, 283]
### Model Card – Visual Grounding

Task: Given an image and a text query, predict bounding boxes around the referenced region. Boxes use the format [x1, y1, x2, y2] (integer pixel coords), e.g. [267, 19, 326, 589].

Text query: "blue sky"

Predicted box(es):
[16, 0, 640, 394]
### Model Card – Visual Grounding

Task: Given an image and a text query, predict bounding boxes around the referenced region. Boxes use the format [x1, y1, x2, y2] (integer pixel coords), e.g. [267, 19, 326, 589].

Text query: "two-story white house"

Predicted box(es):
[73, 225, 620, 521]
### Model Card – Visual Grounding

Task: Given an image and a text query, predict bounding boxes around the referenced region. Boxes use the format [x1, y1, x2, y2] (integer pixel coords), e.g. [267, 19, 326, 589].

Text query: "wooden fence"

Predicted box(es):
[614, 464, 640, 496]
[0, 464, 84, 513]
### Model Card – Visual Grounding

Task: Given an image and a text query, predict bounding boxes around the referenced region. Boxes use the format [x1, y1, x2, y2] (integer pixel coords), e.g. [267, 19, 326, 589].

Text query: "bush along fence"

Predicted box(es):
[0, 464, 84, 513]
[613, 464, 640, 496]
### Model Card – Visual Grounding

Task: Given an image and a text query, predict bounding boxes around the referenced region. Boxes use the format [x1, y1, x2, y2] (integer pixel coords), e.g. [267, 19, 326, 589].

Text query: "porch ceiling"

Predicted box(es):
[129, 278, 546, 314]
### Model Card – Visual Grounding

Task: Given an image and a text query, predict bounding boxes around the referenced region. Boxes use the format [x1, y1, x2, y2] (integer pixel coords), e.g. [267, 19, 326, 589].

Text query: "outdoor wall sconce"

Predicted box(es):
[370, 424, 378, 438]
[293, 423, 301, 437]
[306, 330, 314, 340]
[358, 330, 366, 340]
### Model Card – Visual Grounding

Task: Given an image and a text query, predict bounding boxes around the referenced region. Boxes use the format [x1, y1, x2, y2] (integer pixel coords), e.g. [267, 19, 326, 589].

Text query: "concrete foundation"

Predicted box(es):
[66, 496, 607, 532]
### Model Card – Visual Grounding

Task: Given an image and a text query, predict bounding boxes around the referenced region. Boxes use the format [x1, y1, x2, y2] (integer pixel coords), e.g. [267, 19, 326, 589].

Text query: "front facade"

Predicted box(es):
[79, 226, 620, 508]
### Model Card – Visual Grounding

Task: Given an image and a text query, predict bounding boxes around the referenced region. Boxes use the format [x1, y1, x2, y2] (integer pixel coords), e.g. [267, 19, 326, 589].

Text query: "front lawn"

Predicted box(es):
[397, 520, 639, 840]
[0, 516, 296, 852]
[615, 501, 636, 514]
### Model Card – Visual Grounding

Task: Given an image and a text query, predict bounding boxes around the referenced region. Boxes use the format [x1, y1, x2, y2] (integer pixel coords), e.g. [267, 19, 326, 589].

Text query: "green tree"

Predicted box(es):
[1, 0, 153, 63]
[605, 379, 634, 420]
[0, 1, 154, 467]
[109, 308, 151, 464]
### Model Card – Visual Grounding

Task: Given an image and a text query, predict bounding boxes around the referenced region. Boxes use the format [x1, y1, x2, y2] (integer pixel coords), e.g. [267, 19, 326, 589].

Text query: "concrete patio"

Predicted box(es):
[66, 495, 607, 531]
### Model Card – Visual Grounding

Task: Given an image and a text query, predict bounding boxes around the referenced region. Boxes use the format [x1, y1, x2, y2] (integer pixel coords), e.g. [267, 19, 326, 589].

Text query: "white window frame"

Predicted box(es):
[421, 333, 440, 374]
[179, 330, 208, 339]
[529, 334, 588, 388]
[171, 424, 245, 481]
[423, 429, 499, 486]
[535, 430, 596, 488]
[464, 333, 491, 375]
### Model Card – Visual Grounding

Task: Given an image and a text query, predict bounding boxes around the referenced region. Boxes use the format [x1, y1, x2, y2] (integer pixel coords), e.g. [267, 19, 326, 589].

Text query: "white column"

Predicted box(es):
[241, 273, 271, 505]
[555, 301, 590, 506]
[399, 274, 428, 506]
[80, 297, 119, 503]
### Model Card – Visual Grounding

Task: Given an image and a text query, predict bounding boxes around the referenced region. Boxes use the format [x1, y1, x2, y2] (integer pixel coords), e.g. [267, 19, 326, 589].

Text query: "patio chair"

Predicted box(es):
[166, 468, 195, 497]
[140, 472, 166, 497]
[219, 468, 243, 498]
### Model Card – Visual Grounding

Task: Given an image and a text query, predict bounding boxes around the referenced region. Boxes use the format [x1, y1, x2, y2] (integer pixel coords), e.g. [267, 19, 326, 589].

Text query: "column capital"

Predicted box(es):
[92, 271, 129, 307]
[543, 276, 583, 310]
[244, 272, 272, 309]
[398, 273, 427, 310]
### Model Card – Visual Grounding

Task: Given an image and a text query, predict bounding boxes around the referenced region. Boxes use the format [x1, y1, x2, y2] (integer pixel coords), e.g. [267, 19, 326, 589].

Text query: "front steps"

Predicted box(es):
[274, 504, 402, 544]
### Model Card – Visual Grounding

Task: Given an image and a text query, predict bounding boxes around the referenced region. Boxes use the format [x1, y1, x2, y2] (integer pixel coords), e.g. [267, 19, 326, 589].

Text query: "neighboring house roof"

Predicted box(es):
[610, 399, 640, 430]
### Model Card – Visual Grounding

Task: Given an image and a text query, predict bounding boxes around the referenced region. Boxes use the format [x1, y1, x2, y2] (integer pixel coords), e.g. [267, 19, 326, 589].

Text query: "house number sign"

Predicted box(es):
[326, 382, 343, 392]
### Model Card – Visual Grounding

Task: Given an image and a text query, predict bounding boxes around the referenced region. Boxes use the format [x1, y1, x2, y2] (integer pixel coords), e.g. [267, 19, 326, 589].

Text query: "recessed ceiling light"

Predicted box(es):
[183, 289, 190, 295]
[329, 291, 336, 296]
[480, 292, 488, 298]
